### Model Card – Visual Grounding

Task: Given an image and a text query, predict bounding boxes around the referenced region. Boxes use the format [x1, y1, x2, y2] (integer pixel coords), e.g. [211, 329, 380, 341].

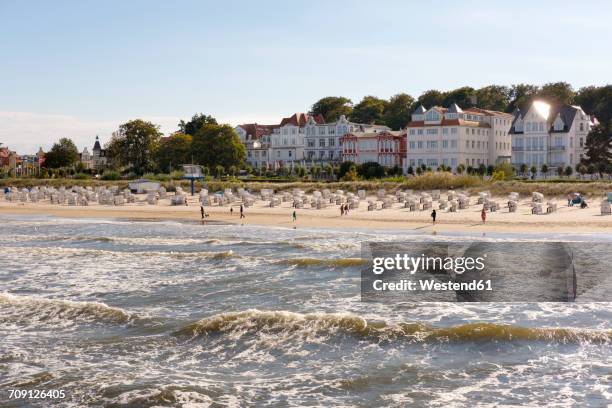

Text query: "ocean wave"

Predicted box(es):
[275, 258, 367, 268]
[176, 310, 612, 344]
[0, 293, 135, 325]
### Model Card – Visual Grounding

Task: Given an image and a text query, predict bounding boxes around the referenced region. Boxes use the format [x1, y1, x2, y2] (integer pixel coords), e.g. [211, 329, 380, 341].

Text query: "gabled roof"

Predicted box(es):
[280, 113, 324, 127]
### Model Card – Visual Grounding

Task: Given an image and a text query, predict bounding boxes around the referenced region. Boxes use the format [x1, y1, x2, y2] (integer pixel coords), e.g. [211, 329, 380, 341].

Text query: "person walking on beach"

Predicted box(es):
[481, 208, 487, 224]
[340, 205, 344, 216]
[240, 204, 245, 219]
[230, 207, 234, 215]
[292, 210, 297, 222]
[200, 205, 205, 219]
[431, 209, 436, 225]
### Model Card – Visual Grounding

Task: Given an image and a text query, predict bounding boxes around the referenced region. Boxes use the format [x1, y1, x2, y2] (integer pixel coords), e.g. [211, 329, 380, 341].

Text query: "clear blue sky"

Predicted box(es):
[1, 0, 611, 153]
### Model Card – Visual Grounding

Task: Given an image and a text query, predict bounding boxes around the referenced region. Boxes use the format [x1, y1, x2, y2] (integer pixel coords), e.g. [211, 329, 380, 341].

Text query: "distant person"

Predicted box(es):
[431, 209, 436, 224]
[581, 199, 588, 209]
[567, 194, 572, 207]
[240, 204, 245, 219]
[481, 208, 487, 224]
[230, 207, 233, 215]
[340, 205, 344, 216]
[292, 210, 297, 222]
[200, 205, 204, 219]
[344, 204, 349, 214]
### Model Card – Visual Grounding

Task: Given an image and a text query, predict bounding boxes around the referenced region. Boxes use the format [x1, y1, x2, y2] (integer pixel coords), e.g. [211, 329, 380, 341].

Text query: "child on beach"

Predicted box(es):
[431, 209, 436, 225]
[481, 208, 487, 223]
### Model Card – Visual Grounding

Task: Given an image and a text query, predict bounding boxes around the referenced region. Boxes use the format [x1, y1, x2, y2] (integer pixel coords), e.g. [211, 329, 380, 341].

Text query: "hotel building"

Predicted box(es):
[510, 101, 596, 171]
[405, 104, 513, 171]
[340, 130, 406, 168]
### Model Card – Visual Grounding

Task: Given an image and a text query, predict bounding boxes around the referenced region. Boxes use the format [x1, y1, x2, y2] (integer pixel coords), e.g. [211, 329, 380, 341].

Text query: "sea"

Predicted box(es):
[0, 215, 610, 407]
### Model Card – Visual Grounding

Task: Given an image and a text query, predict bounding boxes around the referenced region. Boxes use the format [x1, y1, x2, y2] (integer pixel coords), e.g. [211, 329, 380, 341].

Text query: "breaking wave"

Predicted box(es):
[176, 310, 612, 344]
[275, 258, 367, 268]
[0, 293, 135, 324]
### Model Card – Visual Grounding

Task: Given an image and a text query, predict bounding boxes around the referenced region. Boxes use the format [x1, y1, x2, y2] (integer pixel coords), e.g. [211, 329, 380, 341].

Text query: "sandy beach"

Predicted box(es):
[2, 192, 611, 233]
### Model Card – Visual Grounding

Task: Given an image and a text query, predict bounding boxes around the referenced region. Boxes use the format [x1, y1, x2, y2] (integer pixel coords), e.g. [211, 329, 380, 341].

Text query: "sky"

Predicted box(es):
[1, 0, 611, 153]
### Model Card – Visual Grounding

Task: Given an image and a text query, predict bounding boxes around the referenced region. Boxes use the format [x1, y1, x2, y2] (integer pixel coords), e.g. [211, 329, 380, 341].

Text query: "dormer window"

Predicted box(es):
[425, 111, 440, 121]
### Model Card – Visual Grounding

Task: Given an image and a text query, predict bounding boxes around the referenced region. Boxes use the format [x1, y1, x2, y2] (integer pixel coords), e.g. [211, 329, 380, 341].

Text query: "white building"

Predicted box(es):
[235, 123, 277, 169]
[304, 115, 390, 165]
[510, 101, 596, 172]
[237, 113, 391, 169]
[406, 104, 513, 171]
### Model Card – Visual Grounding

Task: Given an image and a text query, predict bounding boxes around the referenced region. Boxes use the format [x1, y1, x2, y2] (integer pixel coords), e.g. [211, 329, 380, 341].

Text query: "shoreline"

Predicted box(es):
[2, 198, 611, 234]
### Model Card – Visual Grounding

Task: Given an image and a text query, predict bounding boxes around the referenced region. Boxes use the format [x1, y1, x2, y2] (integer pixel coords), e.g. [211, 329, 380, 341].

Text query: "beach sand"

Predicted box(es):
[1, 193, 611, 233]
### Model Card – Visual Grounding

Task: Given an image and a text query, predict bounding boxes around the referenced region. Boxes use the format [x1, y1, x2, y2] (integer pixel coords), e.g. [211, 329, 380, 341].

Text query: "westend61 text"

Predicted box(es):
[372, 279, 493, 292]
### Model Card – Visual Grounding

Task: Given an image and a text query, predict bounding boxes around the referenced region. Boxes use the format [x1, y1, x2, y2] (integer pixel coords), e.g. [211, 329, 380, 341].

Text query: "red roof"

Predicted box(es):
[279, 113, 324, 127]
[239, 123, 278, 140]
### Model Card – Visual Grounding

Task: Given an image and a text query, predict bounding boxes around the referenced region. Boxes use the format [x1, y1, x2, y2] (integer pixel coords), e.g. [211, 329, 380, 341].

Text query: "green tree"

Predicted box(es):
[530, 165, 537, 179]
[493, 162, 515, 180]
[416, 89, 446, 109]
[310, 96, 353, 122]
[383, 93, 415, 130]
[575, 85, 612, 128]
[357, 161, 385, 179]
[583, 125, 612, 165]
[215, 165, 225, 178]
[508, 84, 540, 112]
[337, 161, 356, 179]
[350, 96, 388, 124]
[564, 165, 573, 178]
[474, 85, 512, 111]
[556, 166, 564, 178]
[541, 164, 548, 179]
[154, 133, 192, 173]
[106, 120, 161, 175]
[43, 138, 79, 169]
[191, 124, 246, 170]
[519, 163, 528, 176]
[456, 164, 465, 175]
[443, 86, 476, 109]
[577, 164, 587, 179]
[229, 165, 237, 177]
[537, 82, 575, 106]
[178, 113, 218, 136]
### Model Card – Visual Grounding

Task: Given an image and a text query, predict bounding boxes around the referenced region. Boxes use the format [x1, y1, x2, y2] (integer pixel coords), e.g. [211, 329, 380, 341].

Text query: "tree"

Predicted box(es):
[519, 163, 528, 176]
[178, 113, 218, 136]
[357, 161, 385, 179]
[417, 90, 445, 109]
[43, 138, 79, 169]
[384, 93, 415, 130]
[475, 85, 512, 111]
[154, 133, 192, 173]
[456, 164, 465, 175]
[310, 97, 353, 122]
[407, 165, 414, 175]
[541, 164, 548, 179]
[477, 163, 487, 177]
[583, 125, 612, 165]
[191, 124, 245, 170]
[530, 165, 537, 179]
[537, 82, 575, 106]
[508, 84, 540, 113]
[229, 165, 237, 177]
[486, 165, 495, 176]
[556, 166, 564, 178]
[323, 164, 334, 180]
[493, 162, 515, 181]
[564, 166, 573, 178]
[575, 85, 612, 128]
[443, 87, 476, 109]
[215, 165, 225, 178]
[106, 120, 161, 175]
[350, 96, 388, 125]
[577, 164, 587, 179]
[337, 161, 356, 179]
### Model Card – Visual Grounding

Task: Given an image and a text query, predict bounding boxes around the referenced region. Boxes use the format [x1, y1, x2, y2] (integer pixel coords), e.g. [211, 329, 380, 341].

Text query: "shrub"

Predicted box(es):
[73, 173, 91, 180]
[101, 170, 120, 181]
